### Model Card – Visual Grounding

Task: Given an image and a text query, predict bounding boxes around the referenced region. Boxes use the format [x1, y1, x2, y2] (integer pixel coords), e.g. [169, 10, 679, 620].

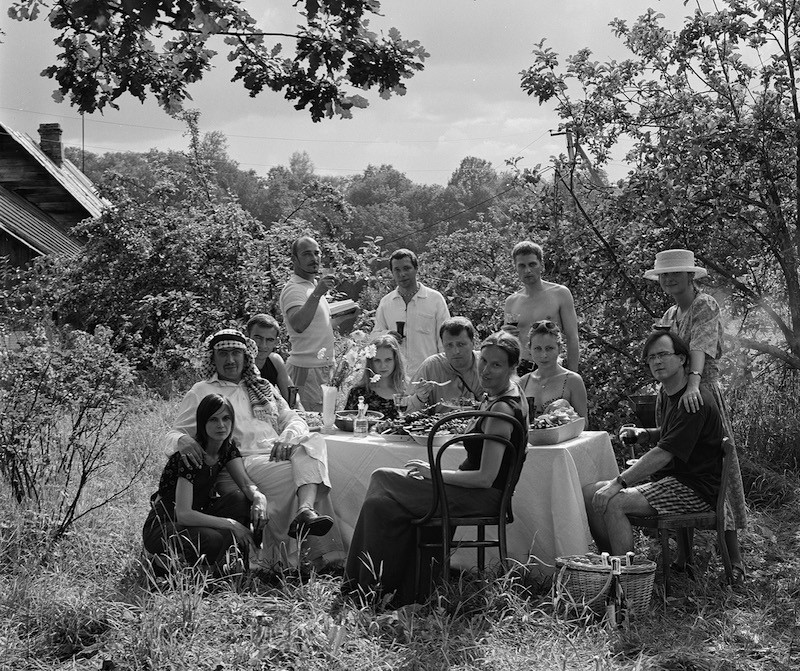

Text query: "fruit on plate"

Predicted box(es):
[531, 402, 580, 430]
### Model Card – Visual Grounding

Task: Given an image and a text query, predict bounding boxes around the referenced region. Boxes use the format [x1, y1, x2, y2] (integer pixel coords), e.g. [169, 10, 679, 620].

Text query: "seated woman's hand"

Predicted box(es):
[405, 458, 431, 480]
[269, 440, 297, 462]
[250, 491, 269, 529]
[226, 518, 256, 547]
[177, 434, 205, 468]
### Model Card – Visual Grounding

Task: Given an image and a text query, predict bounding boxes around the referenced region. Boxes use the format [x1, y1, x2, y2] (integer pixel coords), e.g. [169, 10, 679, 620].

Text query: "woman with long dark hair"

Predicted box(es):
[143, 393, 268, 573]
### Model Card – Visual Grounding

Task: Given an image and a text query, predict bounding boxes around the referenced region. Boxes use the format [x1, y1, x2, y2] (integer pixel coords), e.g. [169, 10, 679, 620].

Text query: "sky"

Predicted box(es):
[0, 1, 690, 186]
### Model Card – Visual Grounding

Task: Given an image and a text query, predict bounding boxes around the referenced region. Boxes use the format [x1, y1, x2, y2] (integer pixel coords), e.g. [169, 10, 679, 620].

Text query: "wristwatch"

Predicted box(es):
[615, 474, 629, 488]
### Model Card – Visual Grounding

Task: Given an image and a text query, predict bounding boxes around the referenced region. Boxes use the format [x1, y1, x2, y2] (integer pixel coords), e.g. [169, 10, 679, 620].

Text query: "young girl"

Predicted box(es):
[519, 320, 588, 424]
[143, 393, 269, 573]
[344, 334, 407, 420]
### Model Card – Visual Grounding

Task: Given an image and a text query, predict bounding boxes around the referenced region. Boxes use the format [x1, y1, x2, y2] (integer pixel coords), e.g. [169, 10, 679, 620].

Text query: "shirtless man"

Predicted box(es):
[503, 241, 579, 373]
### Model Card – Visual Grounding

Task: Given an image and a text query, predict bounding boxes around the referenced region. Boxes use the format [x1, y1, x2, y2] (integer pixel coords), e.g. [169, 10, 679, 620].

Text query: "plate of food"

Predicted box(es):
[529, 401, 584, 445]
[404, 414, 474, 447]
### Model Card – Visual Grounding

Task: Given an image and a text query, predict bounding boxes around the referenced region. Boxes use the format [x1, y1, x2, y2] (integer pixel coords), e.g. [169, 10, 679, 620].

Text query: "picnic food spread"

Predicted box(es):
[531, 399, 580, 430]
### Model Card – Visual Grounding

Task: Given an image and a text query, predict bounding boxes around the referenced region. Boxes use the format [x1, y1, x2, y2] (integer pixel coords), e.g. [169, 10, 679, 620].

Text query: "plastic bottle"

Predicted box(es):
[354, 395, 369, 438]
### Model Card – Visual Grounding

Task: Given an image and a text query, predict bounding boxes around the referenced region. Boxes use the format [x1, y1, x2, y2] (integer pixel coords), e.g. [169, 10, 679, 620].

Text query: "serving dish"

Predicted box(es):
[334, 410, 384, 432]
[528, 417, 585, 445]
[407, 431, 457, 448]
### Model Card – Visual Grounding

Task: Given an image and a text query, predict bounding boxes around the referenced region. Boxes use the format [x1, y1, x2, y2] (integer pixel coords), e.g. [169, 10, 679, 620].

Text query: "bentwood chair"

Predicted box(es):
[627, 437, 733, 596]
[411, 410, 527, 599]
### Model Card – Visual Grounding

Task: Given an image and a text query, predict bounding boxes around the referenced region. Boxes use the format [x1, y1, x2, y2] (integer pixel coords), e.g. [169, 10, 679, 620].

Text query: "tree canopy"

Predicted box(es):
[520, 0, 800, 371]
[7, 0, 428, 120]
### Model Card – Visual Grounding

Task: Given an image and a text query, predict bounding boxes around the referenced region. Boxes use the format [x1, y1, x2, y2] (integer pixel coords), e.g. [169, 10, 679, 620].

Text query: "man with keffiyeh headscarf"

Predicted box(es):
[165, 329, 334, 559]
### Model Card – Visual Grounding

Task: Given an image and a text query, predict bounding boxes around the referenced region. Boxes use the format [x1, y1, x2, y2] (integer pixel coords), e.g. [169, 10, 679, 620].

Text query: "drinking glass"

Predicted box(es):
[393, 393, 409, 420]
[526, 396, 537, 424]
[620, 423, 638, 461]
[505, 312, 522, 327]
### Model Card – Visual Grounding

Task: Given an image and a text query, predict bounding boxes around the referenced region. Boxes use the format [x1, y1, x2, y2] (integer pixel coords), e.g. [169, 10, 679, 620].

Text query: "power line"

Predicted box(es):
[0, 105, 542, 145]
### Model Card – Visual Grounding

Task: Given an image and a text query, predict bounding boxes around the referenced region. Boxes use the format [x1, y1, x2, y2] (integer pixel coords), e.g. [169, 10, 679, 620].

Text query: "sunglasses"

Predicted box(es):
[530, 319, 560, 334]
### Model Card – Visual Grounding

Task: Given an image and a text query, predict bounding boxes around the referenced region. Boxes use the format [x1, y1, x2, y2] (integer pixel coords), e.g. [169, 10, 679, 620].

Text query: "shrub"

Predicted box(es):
[0, 325, 148, 546]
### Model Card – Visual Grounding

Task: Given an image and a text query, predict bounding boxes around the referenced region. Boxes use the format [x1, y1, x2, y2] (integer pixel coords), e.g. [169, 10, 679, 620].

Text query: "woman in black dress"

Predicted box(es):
[343, 331, 527, 606]
[143, 393, 269, 573]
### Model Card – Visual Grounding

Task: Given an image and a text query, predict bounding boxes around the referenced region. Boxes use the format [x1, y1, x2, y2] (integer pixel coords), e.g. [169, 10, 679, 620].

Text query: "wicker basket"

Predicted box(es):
[554, 552, 656, 618]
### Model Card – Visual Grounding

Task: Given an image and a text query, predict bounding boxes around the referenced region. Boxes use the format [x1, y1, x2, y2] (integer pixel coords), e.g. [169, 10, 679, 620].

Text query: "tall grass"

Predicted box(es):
[2, 385, 800, 669]
[728, 371, 800, 506]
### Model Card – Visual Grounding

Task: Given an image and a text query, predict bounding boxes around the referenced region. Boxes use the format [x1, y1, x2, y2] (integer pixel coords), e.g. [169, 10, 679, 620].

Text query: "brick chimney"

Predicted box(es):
[38, 123, 63, 167]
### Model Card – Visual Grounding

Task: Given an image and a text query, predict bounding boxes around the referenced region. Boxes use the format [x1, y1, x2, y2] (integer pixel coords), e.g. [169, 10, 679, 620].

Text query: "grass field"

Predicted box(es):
[2, 392, 799, 671]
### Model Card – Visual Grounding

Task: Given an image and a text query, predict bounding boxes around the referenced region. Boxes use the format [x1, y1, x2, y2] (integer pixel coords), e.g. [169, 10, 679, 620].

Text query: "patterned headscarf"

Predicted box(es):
[200, 328, 279, 425]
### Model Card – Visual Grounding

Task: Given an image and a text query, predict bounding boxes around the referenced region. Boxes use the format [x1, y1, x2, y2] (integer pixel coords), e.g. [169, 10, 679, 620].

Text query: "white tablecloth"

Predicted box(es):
[322, 429, 619, 572]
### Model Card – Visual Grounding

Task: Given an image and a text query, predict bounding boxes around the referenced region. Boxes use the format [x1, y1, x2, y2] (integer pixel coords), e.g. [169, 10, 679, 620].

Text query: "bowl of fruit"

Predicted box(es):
[529, 400, 584, 445]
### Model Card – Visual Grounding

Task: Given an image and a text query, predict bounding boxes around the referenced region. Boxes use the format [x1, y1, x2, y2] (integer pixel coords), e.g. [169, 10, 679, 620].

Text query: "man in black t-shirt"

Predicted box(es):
[582, 331, 724, 555]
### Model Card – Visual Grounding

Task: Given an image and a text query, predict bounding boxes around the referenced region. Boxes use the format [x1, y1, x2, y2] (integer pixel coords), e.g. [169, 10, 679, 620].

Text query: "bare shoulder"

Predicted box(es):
[542, 280, 574, 299]
[269, 352, 287, 368]
[505, 290, 525, 308]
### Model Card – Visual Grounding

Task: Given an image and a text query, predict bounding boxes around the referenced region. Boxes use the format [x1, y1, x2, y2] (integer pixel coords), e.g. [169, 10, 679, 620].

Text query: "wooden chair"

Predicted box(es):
[627, 437, 733, 596]
[411, 410, 527, 598]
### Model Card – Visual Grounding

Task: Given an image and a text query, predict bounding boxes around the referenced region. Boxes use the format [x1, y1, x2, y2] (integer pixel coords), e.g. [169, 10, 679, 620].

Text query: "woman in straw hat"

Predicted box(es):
[645, 249, 747, 585]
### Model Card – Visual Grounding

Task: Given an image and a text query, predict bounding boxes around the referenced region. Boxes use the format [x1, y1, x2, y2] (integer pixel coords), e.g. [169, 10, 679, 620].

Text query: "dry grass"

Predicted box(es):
[2, 392, 799, 671]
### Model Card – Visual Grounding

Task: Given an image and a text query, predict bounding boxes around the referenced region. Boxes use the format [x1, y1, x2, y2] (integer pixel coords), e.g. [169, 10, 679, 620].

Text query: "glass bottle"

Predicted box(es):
[354, 395, 369, 438]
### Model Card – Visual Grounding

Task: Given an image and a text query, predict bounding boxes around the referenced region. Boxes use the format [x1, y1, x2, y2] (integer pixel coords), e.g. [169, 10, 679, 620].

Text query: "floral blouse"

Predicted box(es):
[345, 386, 398, 420]
[661, 291, 724, 382]
[152, 440, 242, 512]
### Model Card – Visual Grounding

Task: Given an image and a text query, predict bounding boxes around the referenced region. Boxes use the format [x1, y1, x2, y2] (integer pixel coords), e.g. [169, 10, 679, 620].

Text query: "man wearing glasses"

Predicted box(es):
[582, 330, 725, 555]
[502, 241, 580, 374]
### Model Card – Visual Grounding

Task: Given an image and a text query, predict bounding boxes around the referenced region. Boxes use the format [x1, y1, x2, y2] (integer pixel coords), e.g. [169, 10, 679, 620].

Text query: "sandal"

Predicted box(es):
[288, 506, 333, 539]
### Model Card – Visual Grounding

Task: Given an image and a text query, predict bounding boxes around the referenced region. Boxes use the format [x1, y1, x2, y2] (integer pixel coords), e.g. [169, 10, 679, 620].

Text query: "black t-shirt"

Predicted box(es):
[260, 357, 278, 385]
[653, 384, 724, 505]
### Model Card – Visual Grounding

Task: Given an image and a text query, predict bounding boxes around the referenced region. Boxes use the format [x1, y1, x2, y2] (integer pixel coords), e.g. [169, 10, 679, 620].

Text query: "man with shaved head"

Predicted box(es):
[280, 236, 355, 410]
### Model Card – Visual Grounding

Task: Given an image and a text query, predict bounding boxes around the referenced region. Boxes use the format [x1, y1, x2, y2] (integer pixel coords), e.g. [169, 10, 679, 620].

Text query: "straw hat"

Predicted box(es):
[644, 249, 707, 280]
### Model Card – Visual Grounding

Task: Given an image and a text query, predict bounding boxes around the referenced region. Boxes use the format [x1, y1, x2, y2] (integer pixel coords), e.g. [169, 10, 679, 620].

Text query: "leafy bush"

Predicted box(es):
[0, 325, 147, 545]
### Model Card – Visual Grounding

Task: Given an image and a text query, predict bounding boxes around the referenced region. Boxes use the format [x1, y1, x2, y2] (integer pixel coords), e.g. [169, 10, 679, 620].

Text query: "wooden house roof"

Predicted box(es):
[0, 121, 107, 228]
[0, 184, 82, 257]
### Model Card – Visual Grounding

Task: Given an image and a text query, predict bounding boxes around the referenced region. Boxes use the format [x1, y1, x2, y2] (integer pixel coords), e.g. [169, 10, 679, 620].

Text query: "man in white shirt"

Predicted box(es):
[372, 248, 450, 377]
[166, 329, 333, 553]
[279, 236, 356, 411]
[406, 317, 483, 412]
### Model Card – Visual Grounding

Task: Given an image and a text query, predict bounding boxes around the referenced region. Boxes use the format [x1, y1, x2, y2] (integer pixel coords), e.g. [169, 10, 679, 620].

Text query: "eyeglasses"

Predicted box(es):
[645, 351, 679, 364]
[530, 320, 559, 334]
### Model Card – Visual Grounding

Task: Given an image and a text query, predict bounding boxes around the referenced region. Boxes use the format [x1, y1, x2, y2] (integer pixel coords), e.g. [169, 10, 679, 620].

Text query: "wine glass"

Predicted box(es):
[620, 423, 638, 464]
[393, 393, 409, 421]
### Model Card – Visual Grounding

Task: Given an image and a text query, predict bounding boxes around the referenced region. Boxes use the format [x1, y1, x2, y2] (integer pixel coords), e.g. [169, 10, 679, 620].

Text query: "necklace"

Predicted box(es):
[537, 370, 563, 390]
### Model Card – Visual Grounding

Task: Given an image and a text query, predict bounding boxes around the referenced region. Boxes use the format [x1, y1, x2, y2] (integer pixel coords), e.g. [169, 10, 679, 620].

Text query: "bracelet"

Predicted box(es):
[615, 474, 629, 488]
[689, 371, 702, 377]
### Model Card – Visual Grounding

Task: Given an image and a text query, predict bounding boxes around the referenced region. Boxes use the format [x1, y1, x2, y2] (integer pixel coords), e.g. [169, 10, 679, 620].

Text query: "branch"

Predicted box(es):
[737, 335, 800, 369]
[555, 170, 659, 318]
[697, 254, 795, 344]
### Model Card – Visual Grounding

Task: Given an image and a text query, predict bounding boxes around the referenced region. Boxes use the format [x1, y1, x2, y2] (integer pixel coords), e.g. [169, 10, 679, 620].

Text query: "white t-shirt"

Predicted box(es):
[279, 273, 335, 368]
